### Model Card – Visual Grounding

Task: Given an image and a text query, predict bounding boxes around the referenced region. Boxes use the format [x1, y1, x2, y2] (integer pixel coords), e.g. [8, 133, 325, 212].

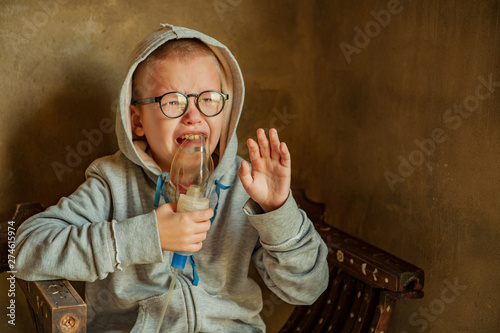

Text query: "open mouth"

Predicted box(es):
[176, 134, 205, 144]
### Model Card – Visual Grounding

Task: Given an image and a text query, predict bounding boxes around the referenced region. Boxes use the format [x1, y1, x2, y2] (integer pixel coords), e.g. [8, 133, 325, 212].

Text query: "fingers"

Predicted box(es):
[246, 138, 261, 164]
[179, 209, 212, 251]
[269, 128, 281, 161]
[238, 160, 253, 188]
[159, 204, 212, 233]
[189, 221, 210, 241]
[280, 141, 291, 168]
[157, 205, 213, 252]
[187, 208, 213, 226]
[256, 128, 270, 158]
[250, 128, 287, 162]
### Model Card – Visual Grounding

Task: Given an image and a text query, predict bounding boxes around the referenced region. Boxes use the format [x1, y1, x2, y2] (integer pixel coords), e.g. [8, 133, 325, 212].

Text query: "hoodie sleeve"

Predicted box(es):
[14, 163, 164, 282]
[243, 192, 329, 305]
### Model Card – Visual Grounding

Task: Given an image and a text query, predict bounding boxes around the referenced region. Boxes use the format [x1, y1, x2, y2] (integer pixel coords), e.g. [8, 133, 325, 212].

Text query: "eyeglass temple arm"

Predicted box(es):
[133, 97, 159, 105]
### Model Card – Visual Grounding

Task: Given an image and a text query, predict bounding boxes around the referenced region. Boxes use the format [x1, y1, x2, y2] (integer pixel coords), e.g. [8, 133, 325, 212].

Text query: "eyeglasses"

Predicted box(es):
[133, 90, 229, 119]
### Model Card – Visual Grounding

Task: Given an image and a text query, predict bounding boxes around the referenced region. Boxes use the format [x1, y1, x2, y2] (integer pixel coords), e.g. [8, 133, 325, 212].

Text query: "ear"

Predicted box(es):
[130, 104, 145, 137]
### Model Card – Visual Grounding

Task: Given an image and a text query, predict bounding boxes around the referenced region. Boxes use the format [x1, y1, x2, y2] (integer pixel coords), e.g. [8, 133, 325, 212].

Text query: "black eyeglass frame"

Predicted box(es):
[132, 90, 229, 119]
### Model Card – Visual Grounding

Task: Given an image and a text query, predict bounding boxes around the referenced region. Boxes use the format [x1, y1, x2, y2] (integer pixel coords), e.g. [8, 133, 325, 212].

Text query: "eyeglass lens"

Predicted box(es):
[160, 91, 224, 117]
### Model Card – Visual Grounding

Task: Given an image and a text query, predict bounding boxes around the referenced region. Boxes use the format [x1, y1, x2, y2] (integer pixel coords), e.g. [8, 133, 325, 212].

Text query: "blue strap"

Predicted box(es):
[189, 255, 199, 286]
[211, 180, 233, 224]
[154, 172, 169, 208]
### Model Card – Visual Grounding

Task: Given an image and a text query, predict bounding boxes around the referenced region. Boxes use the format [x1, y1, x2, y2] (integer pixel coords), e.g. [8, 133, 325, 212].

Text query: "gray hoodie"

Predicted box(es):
[15, 24, 329, 332]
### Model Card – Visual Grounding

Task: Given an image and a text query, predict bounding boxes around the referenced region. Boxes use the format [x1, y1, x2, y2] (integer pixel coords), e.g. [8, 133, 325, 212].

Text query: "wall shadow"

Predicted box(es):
[2, 61, 118, 222]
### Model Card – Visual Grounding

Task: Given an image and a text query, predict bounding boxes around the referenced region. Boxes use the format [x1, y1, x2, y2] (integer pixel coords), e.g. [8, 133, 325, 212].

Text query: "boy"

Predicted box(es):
[15, 24, 329, 332]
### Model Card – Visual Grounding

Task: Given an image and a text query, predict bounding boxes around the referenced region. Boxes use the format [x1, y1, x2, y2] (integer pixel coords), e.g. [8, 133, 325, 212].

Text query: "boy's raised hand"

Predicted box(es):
[238, 128, 291, 212]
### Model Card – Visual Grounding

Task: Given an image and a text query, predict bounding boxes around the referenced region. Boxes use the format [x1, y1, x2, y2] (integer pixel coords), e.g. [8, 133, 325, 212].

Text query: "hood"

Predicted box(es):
[115, 24, 244, 182]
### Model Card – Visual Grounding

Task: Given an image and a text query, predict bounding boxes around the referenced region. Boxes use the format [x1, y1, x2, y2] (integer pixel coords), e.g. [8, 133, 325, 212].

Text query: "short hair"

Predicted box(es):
[132, 39, 226, 101]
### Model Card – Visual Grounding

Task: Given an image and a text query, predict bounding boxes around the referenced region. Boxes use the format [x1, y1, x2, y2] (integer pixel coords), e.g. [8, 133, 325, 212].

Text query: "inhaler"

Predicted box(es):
[156, 134, 213, 333]
[166, 134, 213, 268]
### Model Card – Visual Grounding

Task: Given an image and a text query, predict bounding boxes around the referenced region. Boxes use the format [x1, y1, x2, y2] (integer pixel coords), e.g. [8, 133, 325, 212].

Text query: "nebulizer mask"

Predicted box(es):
[156, 134, 213, 332]
[166, 134, 213, 267]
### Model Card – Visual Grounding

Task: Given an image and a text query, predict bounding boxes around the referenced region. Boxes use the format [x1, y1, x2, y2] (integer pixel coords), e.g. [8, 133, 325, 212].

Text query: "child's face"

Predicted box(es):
[130, 55, 224, 172]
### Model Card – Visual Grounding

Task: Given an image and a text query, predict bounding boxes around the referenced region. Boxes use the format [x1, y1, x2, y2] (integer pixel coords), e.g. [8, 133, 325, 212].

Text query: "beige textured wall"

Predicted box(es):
[1, 1, 499, 332]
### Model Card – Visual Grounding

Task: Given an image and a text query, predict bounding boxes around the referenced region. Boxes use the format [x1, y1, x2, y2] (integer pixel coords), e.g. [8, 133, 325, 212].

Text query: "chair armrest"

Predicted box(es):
[17, 279, 86, 333]
[291, 188, 423, 297]
[1, 203, 45, 272]
[318, 225, 424, 297]
[3, 203, 87, 332]
[279, 189, 424, 333]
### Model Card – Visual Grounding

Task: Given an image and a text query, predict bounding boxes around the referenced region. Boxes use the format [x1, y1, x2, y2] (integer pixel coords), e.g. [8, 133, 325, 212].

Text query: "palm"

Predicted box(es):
[239, 128, 291, 212]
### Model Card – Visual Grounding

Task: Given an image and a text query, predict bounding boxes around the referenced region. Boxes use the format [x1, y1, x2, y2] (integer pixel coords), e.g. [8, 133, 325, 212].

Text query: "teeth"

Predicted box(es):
[180, 134, 201, 140]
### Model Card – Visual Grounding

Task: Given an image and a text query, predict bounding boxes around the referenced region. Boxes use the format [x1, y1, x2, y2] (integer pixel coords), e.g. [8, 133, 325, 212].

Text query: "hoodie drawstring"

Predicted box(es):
[211, 180, 233, 224]
[154, 172, 169, 209]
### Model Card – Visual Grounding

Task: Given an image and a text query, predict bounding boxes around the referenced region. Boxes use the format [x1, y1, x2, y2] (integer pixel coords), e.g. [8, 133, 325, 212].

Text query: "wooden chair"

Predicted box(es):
[1, 190, 423, 333]
[278, 189, 424, 332]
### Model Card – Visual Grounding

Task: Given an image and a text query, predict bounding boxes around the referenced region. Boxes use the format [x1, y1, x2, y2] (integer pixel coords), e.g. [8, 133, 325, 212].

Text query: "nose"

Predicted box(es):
[182, 96, 203, 124]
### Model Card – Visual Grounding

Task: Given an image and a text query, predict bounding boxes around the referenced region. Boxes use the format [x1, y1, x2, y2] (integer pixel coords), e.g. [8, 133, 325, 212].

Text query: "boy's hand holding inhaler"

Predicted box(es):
[156, 202, 212, 253]
[155, 134, 214, 255]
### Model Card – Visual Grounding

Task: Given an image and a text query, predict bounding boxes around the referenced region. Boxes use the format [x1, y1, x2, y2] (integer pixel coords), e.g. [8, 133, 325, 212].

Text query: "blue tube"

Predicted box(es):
[171, 252, 190, 269]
